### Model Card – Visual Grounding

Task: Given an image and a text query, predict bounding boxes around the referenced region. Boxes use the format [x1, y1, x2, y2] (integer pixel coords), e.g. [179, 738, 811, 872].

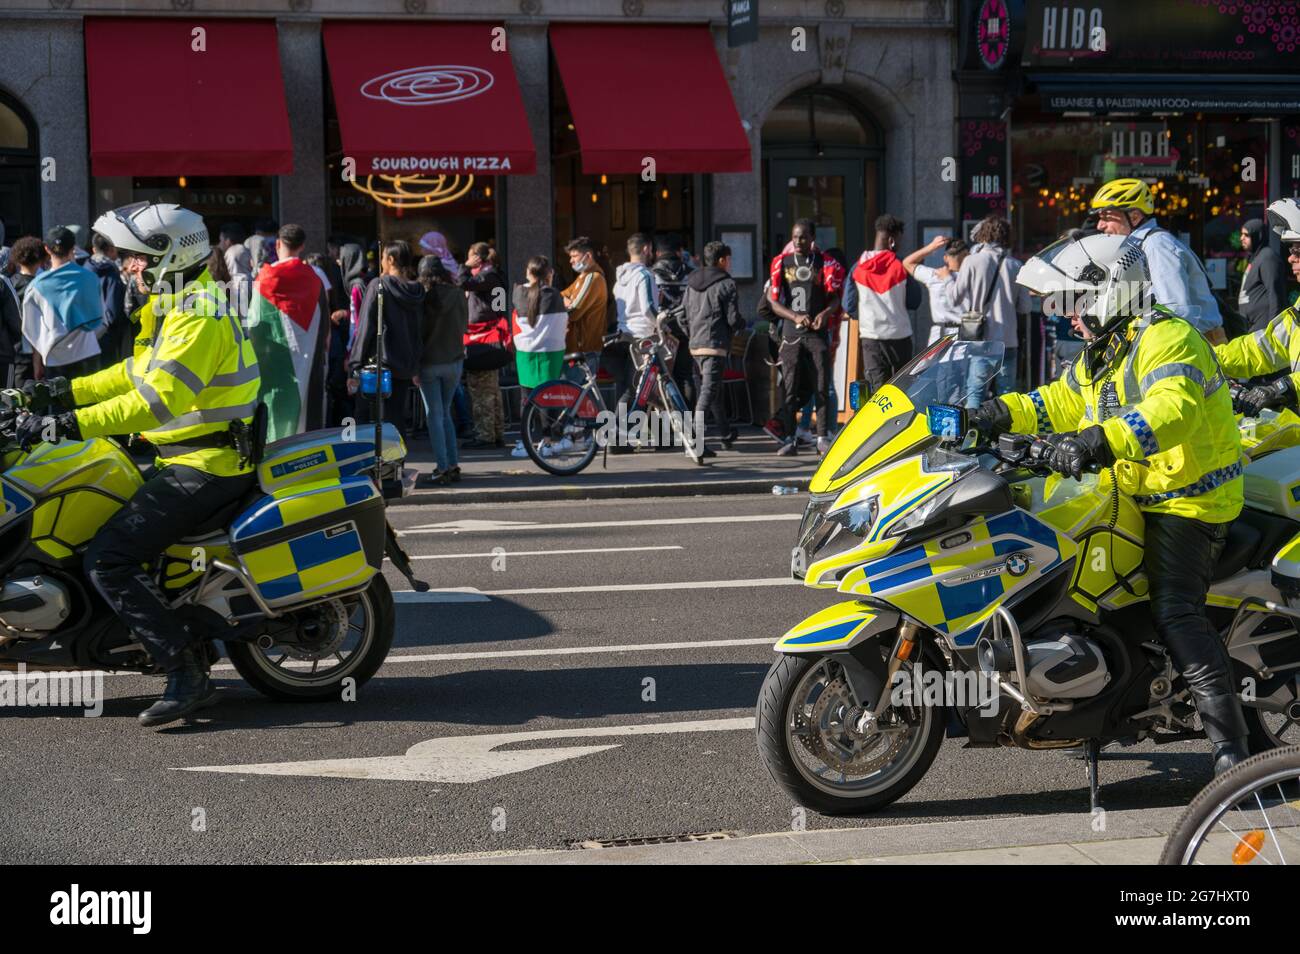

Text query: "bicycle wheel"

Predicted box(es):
[520, 380, 601, 476]
[657, 376, 703, 462]
[1160, 747, 1300, 865]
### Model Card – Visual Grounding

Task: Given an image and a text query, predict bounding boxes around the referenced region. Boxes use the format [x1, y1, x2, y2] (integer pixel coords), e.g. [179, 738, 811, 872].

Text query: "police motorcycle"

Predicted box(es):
[0, 349, 427, 705]
[755, 337, 1300, 814]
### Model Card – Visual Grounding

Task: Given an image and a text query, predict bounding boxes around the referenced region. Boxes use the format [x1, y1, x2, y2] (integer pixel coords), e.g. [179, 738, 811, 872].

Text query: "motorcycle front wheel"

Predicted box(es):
[226, 574, 395, 701]
[756, 652, 945, 815]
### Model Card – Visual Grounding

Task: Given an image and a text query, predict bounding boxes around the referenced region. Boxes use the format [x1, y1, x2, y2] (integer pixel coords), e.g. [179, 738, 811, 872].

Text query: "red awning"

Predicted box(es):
[85, 19, 293, 176]
[323, 21, 535, 176]
[550, 25, 751, 175]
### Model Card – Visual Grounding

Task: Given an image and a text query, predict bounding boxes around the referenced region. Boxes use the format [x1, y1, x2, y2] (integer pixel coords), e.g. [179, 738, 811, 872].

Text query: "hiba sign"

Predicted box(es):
[728, 0, 758, 48]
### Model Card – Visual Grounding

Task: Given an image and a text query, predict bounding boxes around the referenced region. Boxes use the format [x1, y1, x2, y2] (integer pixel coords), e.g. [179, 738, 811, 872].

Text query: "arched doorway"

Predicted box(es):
[0, 91, 40, 239]
[762, 87, 883, 261]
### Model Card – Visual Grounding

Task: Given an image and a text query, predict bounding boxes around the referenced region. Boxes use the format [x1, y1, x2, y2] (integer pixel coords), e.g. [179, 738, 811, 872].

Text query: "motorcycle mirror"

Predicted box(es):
[925, 403, 966, 441]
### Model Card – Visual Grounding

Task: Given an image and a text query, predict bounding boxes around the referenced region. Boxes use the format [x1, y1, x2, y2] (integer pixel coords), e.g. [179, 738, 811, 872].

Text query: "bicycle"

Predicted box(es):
[1160, 746, 1300, 865]
[520, 308, 704, 476]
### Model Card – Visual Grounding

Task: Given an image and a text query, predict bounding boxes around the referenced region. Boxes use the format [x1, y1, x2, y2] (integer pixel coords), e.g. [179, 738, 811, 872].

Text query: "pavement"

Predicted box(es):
[394, 427, 816, 504]
[0, 493, 1219, 865]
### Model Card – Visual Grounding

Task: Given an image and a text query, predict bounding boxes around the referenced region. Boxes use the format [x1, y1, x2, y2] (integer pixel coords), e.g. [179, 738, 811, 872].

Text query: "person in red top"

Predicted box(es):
[768, 218, 845, 456]
[852, 214, 915, 396]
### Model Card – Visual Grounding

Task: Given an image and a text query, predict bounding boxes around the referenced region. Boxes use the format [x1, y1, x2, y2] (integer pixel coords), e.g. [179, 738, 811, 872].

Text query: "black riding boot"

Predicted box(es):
[138, 646, 217, 728]
[1199, 690, 1250, 776]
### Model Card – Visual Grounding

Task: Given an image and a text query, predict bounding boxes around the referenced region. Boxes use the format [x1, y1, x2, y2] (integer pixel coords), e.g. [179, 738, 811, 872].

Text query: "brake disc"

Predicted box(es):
[278, 600, 350, 661]
[799, 675, 908, 777]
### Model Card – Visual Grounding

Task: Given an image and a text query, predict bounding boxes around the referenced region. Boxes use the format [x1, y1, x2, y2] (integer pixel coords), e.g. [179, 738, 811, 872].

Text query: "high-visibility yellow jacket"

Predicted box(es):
[1215, 305, 1300, 393]
[999, 309, 1243, 523]
[71, 271, 260, 476]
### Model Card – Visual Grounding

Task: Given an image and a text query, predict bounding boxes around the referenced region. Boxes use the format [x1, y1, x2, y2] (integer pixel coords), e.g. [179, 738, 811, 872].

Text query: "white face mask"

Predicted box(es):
[573, 260, 587, 272]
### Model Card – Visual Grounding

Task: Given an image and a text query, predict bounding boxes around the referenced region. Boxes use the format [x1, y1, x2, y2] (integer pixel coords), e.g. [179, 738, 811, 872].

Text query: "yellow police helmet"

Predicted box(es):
[1090, 178, 1155, 216]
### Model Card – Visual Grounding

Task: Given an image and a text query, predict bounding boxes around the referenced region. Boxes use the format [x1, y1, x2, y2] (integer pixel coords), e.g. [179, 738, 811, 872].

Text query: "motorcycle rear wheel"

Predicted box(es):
[226, 575, 394, 701]
[756, 652, 945, 815]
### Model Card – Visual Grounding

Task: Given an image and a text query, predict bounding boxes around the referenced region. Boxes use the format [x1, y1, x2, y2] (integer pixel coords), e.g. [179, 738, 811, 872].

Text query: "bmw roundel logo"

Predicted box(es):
[1005, 553, 1031, 577]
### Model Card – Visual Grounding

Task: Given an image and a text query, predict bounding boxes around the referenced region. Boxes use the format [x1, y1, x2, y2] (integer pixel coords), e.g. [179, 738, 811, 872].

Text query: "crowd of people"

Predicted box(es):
[0, 177, 1288, 487]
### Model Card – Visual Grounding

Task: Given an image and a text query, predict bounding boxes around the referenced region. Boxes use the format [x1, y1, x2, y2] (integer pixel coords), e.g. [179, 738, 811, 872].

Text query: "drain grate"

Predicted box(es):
[567, 831, 742, 850]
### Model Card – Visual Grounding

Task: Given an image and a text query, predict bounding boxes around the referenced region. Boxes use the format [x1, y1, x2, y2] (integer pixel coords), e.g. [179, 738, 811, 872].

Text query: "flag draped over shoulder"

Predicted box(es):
[246, 258, 328, 443]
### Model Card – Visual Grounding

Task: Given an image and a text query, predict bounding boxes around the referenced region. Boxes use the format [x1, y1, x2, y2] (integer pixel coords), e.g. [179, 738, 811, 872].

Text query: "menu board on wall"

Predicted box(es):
[960, 119, 1009, 221]
[1284, 121, 1300, 198]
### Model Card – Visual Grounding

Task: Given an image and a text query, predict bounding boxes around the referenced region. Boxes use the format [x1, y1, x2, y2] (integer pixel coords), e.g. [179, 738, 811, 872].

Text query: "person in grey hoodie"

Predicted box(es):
[684, 240, 744, 455]
[348, 240, 426, 437]
[1239, 218, 1289, 332]
[610, 233, 659, 420]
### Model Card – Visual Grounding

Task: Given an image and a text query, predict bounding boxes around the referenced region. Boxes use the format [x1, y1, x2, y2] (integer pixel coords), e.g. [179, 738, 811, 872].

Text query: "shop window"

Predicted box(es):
[324, 92, 499, 267]
[762, 88, 880, 150]
[91, 176, 275, 242]
[0, 99, 30, 151]
[549, 59, 696, 287]
[1010, 115, 1269, 297]
[0, 90, 40, 238]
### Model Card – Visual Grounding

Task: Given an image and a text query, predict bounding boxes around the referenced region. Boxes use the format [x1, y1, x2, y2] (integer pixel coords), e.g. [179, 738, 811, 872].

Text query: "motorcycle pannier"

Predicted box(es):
[257, 423, 407, 495]
[230, 475, 385, 610]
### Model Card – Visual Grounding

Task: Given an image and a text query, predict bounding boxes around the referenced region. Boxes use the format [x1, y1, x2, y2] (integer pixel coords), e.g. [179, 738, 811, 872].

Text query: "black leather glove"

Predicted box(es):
[970, 398, 1011, 440]
[15, 411, 80, 451]
[1234, 377, 1297, 417]
[1048, 425, 1115, 480]
[21, 377, 73, 414]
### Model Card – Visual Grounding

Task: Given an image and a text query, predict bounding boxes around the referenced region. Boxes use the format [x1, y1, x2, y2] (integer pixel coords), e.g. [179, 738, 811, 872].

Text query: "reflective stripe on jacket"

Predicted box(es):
[1000, 309, 1243, 522]
[1215, 305, 1300, 395]
[71, 271, 260, 476]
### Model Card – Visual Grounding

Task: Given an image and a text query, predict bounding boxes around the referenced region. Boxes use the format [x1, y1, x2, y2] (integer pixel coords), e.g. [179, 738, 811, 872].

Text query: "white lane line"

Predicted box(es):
[369, 637, 773, 664]
[27, 636, 775, 681]
[411, 545, 682, 561]
[391, 577, 799, 599]
[399, 513, 801, 535]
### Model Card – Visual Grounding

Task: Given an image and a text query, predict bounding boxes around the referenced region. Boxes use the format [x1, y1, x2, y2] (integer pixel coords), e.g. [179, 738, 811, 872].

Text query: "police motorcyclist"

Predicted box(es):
[18, 203, 261, 727]
[1215, 197, 1300, 417]
[971, 232, 1249, 775]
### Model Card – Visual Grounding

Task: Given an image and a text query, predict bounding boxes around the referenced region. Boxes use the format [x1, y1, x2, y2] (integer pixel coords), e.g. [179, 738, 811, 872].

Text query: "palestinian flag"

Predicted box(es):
[246, 258, 329, 443]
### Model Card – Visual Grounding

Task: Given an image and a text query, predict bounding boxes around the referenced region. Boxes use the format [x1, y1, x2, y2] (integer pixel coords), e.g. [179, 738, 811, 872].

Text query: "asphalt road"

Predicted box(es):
[0, 493, 1214, 864]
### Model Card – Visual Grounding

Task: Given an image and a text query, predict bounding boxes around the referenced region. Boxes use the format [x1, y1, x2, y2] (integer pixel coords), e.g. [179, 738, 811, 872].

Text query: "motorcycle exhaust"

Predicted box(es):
[976, 635, 1016, 675]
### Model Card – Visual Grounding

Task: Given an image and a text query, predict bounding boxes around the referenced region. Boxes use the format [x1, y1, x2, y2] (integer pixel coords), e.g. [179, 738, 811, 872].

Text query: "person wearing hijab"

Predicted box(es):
[1239, 218, 1290, 332]
[419, 231, 459, 274]
[326, 243, 369, 426]
[246, 233, 269, 275]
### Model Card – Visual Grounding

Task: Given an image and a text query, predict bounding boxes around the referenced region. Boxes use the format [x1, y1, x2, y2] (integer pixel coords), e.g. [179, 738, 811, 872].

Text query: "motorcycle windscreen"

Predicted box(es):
[811, 338, 1005, 494]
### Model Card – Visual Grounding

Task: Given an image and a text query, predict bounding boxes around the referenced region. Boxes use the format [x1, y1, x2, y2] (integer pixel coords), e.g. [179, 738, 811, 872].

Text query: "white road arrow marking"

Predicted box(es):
[176, 717, 755, 784]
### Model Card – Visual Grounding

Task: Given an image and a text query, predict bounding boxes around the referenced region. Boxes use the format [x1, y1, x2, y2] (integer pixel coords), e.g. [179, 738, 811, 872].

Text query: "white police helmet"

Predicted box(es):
[1016, 232, 1152, 337]
[91, 202, 210, 286]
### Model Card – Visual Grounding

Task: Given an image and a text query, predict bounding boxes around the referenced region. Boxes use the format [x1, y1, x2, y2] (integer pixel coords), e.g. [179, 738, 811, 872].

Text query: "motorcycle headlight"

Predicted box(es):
[829, 496, 880, 538]
[886, 493, 945, 538]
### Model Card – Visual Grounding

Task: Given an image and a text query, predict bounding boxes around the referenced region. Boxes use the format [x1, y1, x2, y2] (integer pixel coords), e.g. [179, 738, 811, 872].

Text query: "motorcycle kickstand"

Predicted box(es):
[1085, 739, 1102, 813]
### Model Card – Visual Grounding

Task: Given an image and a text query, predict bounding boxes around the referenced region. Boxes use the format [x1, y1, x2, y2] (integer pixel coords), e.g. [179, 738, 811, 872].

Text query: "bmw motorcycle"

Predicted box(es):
[756, 337, 1300, 814]
[0, 392, 426, 703]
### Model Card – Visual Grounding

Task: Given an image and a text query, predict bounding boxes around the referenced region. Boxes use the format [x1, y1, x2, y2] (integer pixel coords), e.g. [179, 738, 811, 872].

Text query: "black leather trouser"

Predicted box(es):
[85, 464, 257, 673]
[1143, 511, 1248, 747]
